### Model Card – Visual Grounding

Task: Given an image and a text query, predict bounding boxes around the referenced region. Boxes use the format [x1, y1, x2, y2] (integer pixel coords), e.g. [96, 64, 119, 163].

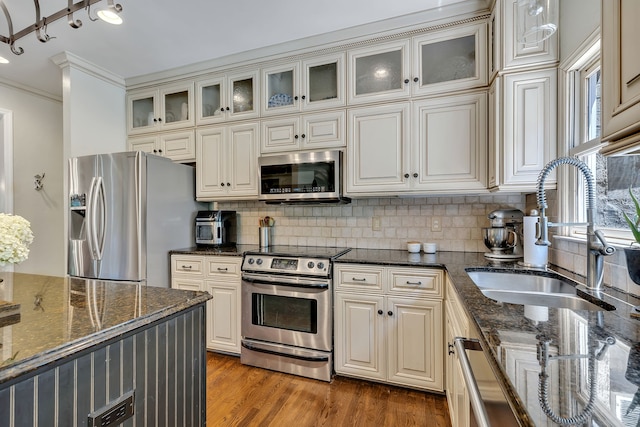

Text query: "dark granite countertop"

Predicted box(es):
[0, 272, 211, 384]
[170, 244, 259, 256]
[336, 250, 640, 426]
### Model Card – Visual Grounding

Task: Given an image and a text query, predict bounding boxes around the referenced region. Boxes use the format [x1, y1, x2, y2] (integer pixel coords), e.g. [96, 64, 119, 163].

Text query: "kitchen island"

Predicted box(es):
[0, 272, 211, 427]
[336, 250, 640, 426]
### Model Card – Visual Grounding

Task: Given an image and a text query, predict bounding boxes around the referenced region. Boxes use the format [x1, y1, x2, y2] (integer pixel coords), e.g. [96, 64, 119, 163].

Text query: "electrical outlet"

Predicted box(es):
[372, 216, 381, 231]
[431, 217, 442, 232]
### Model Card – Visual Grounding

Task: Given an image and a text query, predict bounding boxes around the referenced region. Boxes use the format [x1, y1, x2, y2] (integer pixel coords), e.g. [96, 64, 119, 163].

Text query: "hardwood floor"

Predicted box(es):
[206, 352, 452, 427]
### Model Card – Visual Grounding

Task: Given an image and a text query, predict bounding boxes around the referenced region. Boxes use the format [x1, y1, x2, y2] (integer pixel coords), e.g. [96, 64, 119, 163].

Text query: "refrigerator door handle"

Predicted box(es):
[87, 177, 97, 259]
[92, 176, 106, 260]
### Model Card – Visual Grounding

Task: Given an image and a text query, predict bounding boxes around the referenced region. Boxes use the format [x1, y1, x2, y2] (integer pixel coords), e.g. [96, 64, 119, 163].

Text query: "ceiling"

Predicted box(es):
[0, 0, 487, 98]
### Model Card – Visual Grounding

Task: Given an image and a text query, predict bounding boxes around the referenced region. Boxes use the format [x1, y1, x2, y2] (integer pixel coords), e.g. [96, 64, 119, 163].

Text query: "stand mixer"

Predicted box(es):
[482, 208, 524, 260]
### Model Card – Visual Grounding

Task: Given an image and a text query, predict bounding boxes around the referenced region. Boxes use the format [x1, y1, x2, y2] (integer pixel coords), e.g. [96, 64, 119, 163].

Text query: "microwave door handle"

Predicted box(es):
[454, 337, 491, 427]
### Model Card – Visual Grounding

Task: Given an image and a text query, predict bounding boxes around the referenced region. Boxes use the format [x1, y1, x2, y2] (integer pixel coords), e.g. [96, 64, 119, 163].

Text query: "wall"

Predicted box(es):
[559, 0, 600, 62]
[0, 83, 64, 276]
[219, 194, 526, 252]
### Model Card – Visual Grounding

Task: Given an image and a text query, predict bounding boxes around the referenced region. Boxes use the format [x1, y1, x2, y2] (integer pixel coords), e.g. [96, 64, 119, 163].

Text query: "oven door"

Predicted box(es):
[241, 272, 331, 352]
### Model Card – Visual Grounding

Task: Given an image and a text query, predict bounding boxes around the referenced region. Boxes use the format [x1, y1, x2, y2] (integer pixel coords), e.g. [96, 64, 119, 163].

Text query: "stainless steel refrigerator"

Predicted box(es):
[68, 151, 203, 287]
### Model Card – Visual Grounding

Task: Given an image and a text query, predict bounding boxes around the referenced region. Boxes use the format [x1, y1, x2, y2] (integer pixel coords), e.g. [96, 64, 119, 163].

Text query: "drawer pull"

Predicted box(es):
[217, 267, 229, 272]
[627, 72, 640, 86]
[181, 265, 193, 270]
[351, 277, 367, 282]
[406, 281, 422, 285]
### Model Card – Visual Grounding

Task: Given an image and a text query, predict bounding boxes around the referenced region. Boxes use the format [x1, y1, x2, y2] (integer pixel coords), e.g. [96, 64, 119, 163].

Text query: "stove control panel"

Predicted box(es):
[242, 255, 330, 276]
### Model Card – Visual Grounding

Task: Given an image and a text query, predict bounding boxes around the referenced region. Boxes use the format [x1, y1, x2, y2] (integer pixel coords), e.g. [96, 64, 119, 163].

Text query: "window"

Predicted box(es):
[565, 39, 640, 243]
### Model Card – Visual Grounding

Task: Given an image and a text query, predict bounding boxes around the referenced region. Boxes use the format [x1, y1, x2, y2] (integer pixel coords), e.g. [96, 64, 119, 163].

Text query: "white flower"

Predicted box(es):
[0, 213, 34, 266]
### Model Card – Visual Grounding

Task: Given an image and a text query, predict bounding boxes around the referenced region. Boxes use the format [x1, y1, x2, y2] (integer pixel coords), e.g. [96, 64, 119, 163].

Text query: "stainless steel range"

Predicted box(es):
[240, 245, 350, 382]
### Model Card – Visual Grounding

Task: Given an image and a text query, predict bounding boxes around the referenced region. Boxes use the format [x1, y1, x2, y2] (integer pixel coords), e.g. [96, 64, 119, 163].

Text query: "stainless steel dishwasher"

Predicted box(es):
[454, 333, 521, 427]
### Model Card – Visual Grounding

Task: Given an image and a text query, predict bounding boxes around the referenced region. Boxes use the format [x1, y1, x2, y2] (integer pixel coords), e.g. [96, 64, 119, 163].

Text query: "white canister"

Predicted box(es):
[423, 242, 437, 254]
[407, 242, 421, 253]
[523, 211, 548, 267]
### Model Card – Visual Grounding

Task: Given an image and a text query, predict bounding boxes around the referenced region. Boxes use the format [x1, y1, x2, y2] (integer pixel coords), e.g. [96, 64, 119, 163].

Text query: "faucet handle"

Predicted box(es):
[594, 230, 616, 255]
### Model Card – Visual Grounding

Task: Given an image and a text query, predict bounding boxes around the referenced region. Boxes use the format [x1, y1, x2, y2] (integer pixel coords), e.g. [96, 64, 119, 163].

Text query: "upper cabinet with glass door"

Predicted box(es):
[196, 70, 259, 125]
[261, 53, 345, 116]
[127, 82, 195, 135]
[348, 40, 411, 104]
[412, 22, 488, 97]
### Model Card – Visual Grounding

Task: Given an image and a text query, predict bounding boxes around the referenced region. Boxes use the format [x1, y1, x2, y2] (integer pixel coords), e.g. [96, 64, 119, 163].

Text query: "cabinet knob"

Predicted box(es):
[226, 107, 230, 111]
[387, 311, 393, 316]
[301, 134, 306, 139]
[294, 95, 299, 101]
[404, 79, 409, 84]
[404, 173, 410, 179]
[157, 117, 162, 122]
[301, 95, 306, 100]
[220, 183, 225, 187]
[413, 77, 419, 83]
[377, 309, 383, 315]
[158, 149, 163, 153]
[413, 173, 418, 178]
[220, 108, 225, 113]
[294, 135, 299, 139]
[226, 182, 231, 186]
[153, 149, 157, 153]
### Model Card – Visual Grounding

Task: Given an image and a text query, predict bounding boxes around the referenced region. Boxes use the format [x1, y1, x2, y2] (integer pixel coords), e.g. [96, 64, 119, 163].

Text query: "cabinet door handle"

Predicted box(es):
[404, 78, 409, 84]
[158, 149, 163, 153]
[413, 173, 418, 178]
[217, 267, 228, 272]
[181, 265, 193, 270]
[627, 72, 640, 86]
[404, 173, 410, 178]
[387, 311, 393, 316]
[351, 277, 367, 282]
[226, 182, 231, 187]
[220, 182, 225, 187]
[301, 134, 306, 139]
[226, 107, 230, 111]
[413, 77, 419, 83]
[295, 134, 299, 139]
[301, 95, 306, 100]
[448, 343, 455, 355]
[157, 117, 162, 122]
[406, 281, 422, 285]
[377, 309, 383, 315]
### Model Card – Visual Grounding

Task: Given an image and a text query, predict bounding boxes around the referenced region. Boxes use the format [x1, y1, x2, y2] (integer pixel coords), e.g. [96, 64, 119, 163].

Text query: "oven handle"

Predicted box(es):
[241, 273, 329, 289]
[454, 337, 491, 427]
[241, 340, 330, 362]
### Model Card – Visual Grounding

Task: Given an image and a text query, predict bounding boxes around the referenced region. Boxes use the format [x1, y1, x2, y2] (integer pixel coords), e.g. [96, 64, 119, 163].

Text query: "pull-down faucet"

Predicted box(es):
[535, 157, 616, 292]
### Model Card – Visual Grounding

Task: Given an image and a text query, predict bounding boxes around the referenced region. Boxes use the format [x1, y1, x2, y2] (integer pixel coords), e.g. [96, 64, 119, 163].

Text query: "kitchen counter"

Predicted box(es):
[170, 244, 259, 256]
[336, 250, 640, 426]
[0, 272, 211, 383]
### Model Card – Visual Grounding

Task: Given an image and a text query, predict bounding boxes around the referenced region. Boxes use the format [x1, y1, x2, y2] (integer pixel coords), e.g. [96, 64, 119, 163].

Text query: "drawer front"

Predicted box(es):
[172, 255, 205, 277]
[335, 265, 384, 292]
[206, 257, 241, 278]
[388, 268, 443, 297]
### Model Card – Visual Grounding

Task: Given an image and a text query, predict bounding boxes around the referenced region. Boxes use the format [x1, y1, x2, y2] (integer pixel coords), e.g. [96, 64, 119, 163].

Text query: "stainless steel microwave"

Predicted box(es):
[258, 150, 350, 204]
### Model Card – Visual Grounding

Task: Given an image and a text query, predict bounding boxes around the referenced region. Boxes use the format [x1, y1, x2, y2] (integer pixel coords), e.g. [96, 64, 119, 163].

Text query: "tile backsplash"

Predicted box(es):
[218, 194, 526, 251]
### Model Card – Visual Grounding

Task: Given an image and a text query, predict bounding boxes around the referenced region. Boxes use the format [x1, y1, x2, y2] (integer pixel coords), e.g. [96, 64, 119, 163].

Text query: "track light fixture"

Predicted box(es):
[0, 0, 123, 56]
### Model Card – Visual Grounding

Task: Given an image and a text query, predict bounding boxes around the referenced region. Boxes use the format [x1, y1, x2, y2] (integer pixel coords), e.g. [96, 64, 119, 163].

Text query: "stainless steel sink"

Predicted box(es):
[465, 270, 614, 312]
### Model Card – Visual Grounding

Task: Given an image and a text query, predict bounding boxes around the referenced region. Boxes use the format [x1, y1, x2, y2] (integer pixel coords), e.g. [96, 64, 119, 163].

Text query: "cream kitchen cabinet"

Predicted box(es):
[261, 53, 345, 116]
[347, 92, 487, 196]
[171, 254, 242, 354]
[195, 70, 259, 125]
[196, 123, 259, 201]
[412, 21, 488, 97]
[445, 277, 470, 427]
[334, 264, 444, 391]
[127, 82, 194, 135]
[488, 69, 557, 191]
[490, 0, 558, 74]
[348, 22, 487, 105]
[601, 0, 640, 155]
[260, 110, 345, 154]
[128, 130, 195, 163]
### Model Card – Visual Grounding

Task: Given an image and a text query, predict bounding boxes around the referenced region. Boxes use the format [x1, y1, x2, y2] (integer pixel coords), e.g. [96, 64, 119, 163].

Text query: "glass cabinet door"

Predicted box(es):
[197, 77, 225, 124]
[348, 40, 411, 104]
[228, 70, 259, 120]
[263, 64, 298, 115]
[413, 22, 488, 96]
[128, 90, 158, 134]
[159, 82, 194, 129]
[303, 53, 345, 110]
